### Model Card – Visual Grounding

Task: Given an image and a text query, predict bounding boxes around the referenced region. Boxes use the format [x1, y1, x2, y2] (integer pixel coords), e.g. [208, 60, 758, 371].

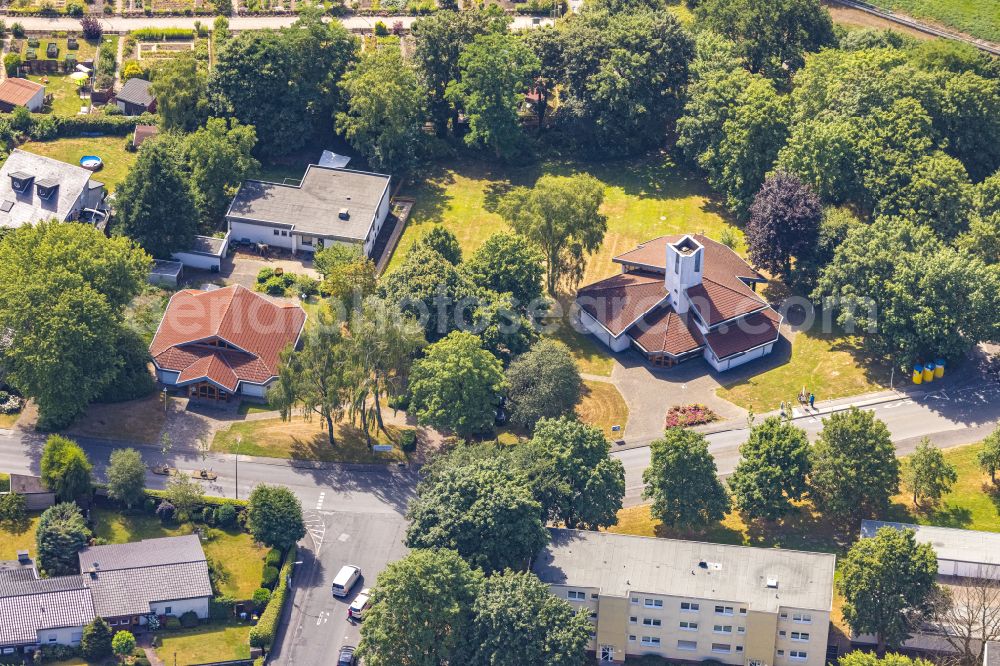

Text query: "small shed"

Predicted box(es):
[171, 233, 229, 272]
[0, 78, 45, 112]
[8, 473, 55, 510]
[150, 259, 183, 287]
[115, 78, 156, 116]
[132, 124, 159, 149]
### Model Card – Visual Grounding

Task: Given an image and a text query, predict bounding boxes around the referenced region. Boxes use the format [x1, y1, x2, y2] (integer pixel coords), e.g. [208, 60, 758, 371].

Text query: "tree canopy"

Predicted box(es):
[150, 53, 208, 132]
[504, 340, 582, 430]
[246, 484, 307, 551]
[462, 232, 545, 307]
[40, 435, 93, 502]
[728, 416, 811, 521]
[106, 448, 146, 509]
[903, 438, 957, 507]
[643, 428, 730, 529]
[181, 118, 259, 231]
[36, 501, 89, 576]
[746, 172, 822, 278]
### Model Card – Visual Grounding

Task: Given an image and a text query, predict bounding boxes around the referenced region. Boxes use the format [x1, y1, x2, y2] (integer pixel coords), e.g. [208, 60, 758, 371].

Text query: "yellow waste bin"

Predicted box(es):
[923, 363, 935, 383]
[912, 364, 923, 384]
[935, 359, 945, 378]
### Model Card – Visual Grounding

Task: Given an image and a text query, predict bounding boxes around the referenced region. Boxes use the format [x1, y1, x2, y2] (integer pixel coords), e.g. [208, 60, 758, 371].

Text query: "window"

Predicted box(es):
[681, 601, 700, 612]
[591, 593, 599, 599]
[711, 643, 732, 653]
[715, 605, 734, 616]
[629, 635, 637, 642]
[694, 251, 701, 272]
[589, 612, 598, 619]
[679, 621, 698, 631]
[630, 617, 638, 624]
[737, 646, 744, 653]
[642, 618, 662, 627]
[165, 606, 172, 615]
[793, 613, 813, 624]
[777, 650, 785, 656]
[674, 254, 680, 273]
[713, 625, 733, 634]
[568, 590, 585, 600]
[791, 632, 809, 642]
[790, 651, 808, 660]
[750, 660, 764, 666]
[644, 599, 664, 608]
[641, 637, 661, 647]
[779, 631, 786, 637]
[737, 626, 746, 634]
[780, 613, 788, 619]
[739, 608, 748, 615]
[631, 597, 640, 605]
[677, 640, 697, 651]
[273, 229, 280, 236]
[47, 636, 57, 643]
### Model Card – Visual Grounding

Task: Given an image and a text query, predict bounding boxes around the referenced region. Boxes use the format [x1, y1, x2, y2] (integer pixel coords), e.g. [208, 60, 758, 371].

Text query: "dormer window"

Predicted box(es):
[35, 178, 58, 201]
[9, 171, 33, 194]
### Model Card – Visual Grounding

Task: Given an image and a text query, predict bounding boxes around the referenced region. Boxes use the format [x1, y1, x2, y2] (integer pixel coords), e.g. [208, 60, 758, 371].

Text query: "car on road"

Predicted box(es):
[337, 645, 356, 665]
[332, 564, 362, 597]
[347, 588, 371, 620]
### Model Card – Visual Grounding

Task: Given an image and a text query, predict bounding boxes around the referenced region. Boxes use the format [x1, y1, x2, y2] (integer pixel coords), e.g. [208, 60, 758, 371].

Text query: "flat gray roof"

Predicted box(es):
[187, 235, 226, 256]
[151, 259, 183, 277]
[533, 529, 836, 613]
[861, 520, 1000, 566]
[226, 165, 390, 242]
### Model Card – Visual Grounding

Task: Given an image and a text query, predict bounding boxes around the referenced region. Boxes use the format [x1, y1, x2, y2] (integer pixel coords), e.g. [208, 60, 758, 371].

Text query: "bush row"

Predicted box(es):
[129, 27, 194, 40]
[1, 111, 157, 140]
[248, 545, 296, 649]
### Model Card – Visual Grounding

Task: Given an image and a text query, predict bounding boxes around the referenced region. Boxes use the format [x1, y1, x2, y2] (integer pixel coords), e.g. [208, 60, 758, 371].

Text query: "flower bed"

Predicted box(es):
[664, 403, 718, 428]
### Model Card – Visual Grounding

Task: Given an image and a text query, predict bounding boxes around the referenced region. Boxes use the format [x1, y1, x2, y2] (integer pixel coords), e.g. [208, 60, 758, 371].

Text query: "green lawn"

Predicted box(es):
[30, 73, 88, 117]
[91, 508, 268, 600]
[212, 417, 409, 464]
[0, 512, 40, 560]
[576, 380, 629, 438]
[21, 135, 138, 192]
[716, 328, 890, 412]
[155, 620, 253, 665]
[864, 0, 1000, 42]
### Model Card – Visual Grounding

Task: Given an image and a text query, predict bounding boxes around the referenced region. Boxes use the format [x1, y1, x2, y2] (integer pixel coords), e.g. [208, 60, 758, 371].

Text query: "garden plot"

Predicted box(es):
[136, 40, 195, 61]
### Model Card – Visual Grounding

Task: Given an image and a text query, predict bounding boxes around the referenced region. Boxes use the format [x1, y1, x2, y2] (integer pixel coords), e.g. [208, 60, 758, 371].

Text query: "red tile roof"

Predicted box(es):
[687, 277, 768, 327]
[613, 234, 766, 286]
[0, 78, 43, 107]
[150, 285, 305, 390]
[627, 306, 704, 356]
[704, 308, 782, 360]
[576, 271, 667, 337]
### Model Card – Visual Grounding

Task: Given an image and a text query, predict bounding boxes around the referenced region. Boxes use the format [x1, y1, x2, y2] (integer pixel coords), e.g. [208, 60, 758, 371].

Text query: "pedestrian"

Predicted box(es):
[809, 393, 815, 409]
[780, 400, 786, 417]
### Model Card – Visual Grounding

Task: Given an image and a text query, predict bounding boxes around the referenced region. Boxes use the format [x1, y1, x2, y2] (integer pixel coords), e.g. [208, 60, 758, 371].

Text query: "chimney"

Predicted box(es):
[16, 550, 30, 565]
[664, 235, 703, 314]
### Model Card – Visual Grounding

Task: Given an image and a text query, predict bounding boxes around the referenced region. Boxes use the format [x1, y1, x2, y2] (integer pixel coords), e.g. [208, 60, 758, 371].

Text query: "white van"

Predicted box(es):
[332, 565, 361, 597]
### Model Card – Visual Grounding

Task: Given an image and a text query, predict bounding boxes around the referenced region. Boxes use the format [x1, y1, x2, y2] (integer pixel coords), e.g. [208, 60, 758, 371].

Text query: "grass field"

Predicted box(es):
[155, 620, 253, 664]
[0, 512, 40, 560]
[212, 417, 409, 464]
[576, 380, 629, 438]
[21, 135, 138, 192]
[91, 508, 268, 600]
[864, 0, 1000, 42]
[65, 393, 166, 444]
[716, 328, 890, 412]
[0, 412, 21, 428]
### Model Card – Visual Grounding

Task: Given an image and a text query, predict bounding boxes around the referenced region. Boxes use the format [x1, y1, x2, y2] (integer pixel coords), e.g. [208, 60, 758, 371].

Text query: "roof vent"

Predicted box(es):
[338, 208, 350, 220]
[16, 549, 30, 564]
[1, 200, 13, 213]
[766, 578, 778, 589]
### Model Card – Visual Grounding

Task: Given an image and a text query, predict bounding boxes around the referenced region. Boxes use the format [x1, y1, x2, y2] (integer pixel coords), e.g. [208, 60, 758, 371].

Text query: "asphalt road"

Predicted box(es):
[614, 381, 1000, 506]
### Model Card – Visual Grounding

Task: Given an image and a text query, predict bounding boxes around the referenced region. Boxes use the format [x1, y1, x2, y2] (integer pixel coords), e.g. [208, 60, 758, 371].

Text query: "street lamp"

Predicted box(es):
[234, 435, 242, 501]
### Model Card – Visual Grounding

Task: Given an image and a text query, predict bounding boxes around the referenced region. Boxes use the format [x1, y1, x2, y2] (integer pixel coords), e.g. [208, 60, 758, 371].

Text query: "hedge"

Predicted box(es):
[129, 27, 194, 41]
[0, 112, 158, 139]
[249, 545, 296, 649]
[142, 487, 248, 511]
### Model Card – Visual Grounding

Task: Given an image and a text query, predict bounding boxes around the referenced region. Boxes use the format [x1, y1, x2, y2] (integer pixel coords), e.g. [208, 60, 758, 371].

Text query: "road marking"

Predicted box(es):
[337, 532, 350, 542]
[304, 510, 326, 555]
[315, 492, 325, 510]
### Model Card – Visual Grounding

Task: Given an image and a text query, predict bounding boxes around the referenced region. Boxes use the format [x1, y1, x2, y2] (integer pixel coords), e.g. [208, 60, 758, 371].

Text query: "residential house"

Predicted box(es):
[861, 521, 1000, 580]
[0, 78, 45, 112]
[576, 234, 782, 372]
[226, 165, 391, 258]
[0, 149, 107, 229]
[533, 528, 835, 665]
[78, 535, 213, 631]
[115, 78, 156, 116]
[149, 284, 306, 403]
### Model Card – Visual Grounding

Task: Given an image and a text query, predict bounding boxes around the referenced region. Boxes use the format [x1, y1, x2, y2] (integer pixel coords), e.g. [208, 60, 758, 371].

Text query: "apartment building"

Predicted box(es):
[532, 529, 836, 665]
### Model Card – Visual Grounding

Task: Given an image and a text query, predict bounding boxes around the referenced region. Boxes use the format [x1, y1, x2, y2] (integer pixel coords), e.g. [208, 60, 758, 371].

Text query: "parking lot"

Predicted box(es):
[271, 509, 409, 665]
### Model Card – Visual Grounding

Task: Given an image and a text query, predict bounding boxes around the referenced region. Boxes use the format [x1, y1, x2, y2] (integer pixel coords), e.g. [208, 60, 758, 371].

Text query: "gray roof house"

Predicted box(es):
[0, 560, 95, 652]
[115, 78, 156, 116]
[226, 165, 392, 258]
[0, 150, 106, 229]
[78, 535, 213, 624]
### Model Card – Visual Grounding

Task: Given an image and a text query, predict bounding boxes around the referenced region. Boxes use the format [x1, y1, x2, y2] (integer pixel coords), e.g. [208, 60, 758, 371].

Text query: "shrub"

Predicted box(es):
[144, 497, 157, 514]
[80, 16, 102, 40]
[216, 503, 236, 527]
[256, 267, 274, 283]
[104, 104, 124, 116]
[664, 404, 719, 428]
[262, 275, 287, 296]
[261, 565, 279, 590]
[11, 23, 24, 38]
[374, 20, 389, 36]
[129, 27, 194, 40]
[399, 429, 417, 453]
[67, 2, 84, 16]
[179, 610, 199, 628]
[252, 587, 271, 609]
[294, 274, 319, 297]
[265, 548, 283, 568]
[163, 616, 181, 629]
[3, 53, 21, 78]
[0, 389, 22, 414]
[0, 492, 27, 526]
[203, 506, 216, 525]
[209, 595, 235, 621]
[249, 546, 296, 648]
[387, 392, 409, 411]
[95, 328, 155, 403]
[155, 499, 175, 523]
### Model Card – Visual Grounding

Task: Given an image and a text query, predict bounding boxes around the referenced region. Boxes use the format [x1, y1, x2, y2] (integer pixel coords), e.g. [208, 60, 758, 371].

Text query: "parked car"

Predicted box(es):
[332, 564, 361, 598]
[347, 588, 371, 621]
[337, 645, 356, 666]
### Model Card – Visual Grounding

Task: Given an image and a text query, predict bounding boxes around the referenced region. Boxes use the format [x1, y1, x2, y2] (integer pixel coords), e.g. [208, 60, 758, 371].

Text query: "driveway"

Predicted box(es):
[215, 253, 320, 290]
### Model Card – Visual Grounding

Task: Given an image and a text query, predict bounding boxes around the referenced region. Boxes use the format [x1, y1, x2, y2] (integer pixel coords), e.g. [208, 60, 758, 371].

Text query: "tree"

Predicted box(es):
[838, 526, 938, 654]
[695, 0, 834, 77]
[504, 340, 582, 430]
[499, 174, 607, 294]
[465, 287, 539, 365]
[81, 618, 113, 661]
[518, 416, 625, 529]
[881, 151, 975, 239]
[642, 428, 730, 529]
[410, 8, 509, 136]
[746, 172, 822, 279]
[182, 117, 259, 231]
[79, 16, 102, 40]
[106, 448, 146, 509]
[405, 457, 548, 573]
[150, 54, 207, 132]
[978, 426, 1000, 484]
[809, 407, 900, 523]
[446, 32, 538, 159]
[413, 225, 462, 265]
[246, 484, 306, 550]
[903, 438, 957, 507]
[165, 474, 203, 521]
[0, 222, 149, 428]
[0, 492, 26, 528]
[728, 416, 811, 522]
[213, 15, 229, 39]
[378, 245, 472, 342]
[337, 47, 426, 173]
[463, 232, 545, 307]
[36, 502, 89, 576]
[114, 138, 198, 258]
[471, 570, 591, 666]
[408, 331, 505, 438]
[358, 549, 482, 666]
[4, 52, 21, 78]
[111, 631, 136, 663]
[209, 14, 357, 155]
[838, 654, 934, 666]
[270, 308, 352, 446]
[40, 435, 93, 502]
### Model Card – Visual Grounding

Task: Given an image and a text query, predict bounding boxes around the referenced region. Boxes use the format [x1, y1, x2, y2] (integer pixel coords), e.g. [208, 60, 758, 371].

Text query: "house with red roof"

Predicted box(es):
[149, 285, 306, 403]
[576, 234, 782, 372]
